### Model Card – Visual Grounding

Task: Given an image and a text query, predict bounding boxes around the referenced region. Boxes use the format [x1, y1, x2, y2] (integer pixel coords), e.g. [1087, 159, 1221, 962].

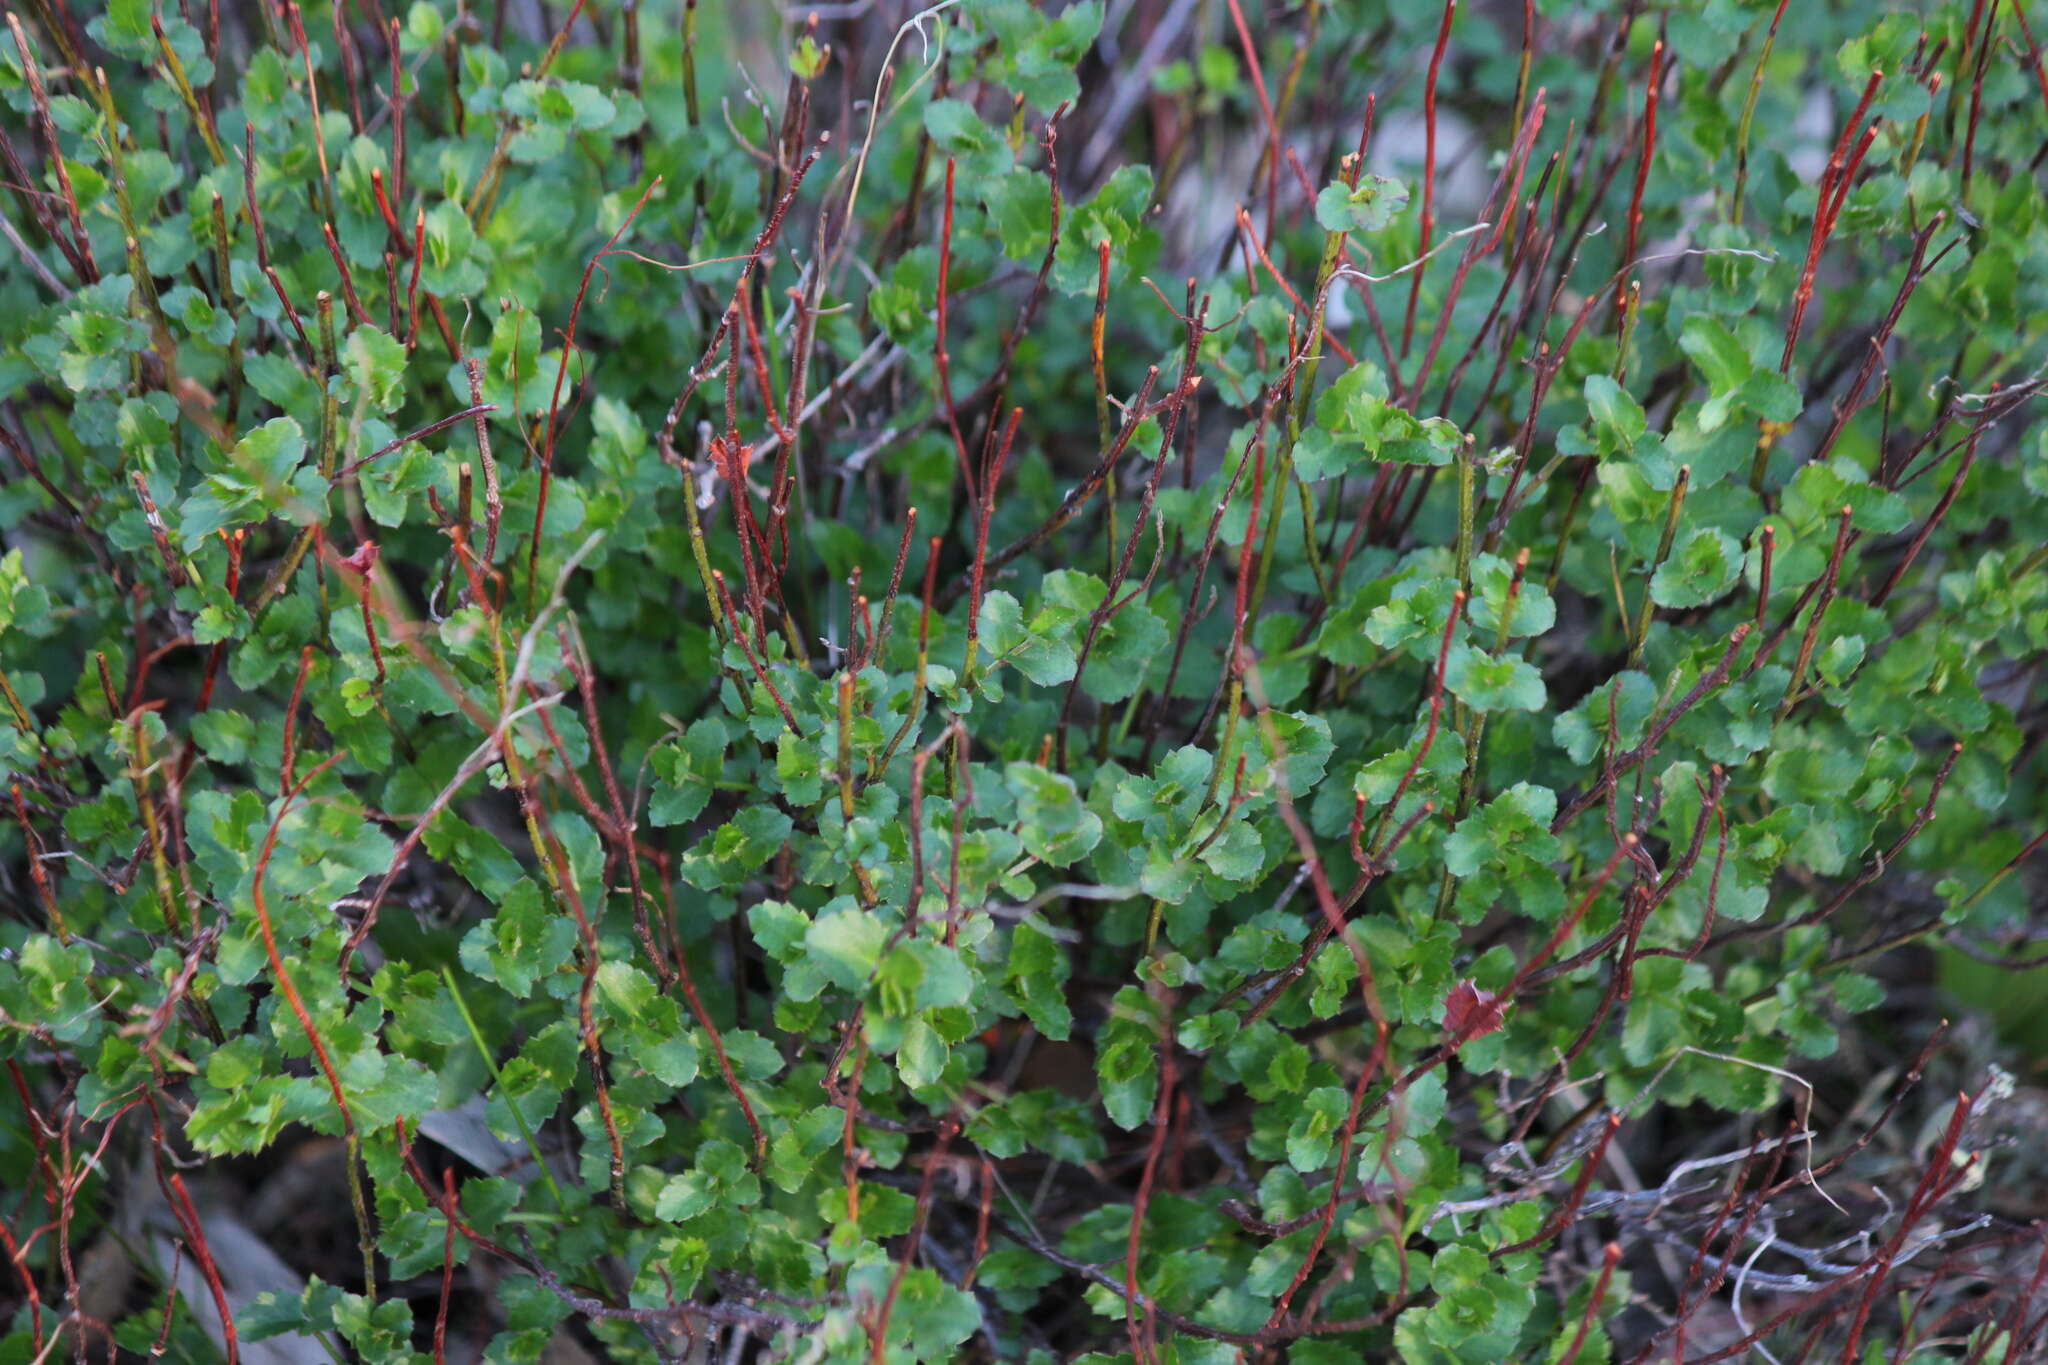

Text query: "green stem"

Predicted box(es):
[1454, 436, 1477, 590]
[1730, 7, 1786, 224]
[1629, 465, 1689, 669]
[1248, 228, 1347, 623]
[444, 967, 570, 1213]
[1200, 680, 1245, 812]
[680, 466, 730, 640]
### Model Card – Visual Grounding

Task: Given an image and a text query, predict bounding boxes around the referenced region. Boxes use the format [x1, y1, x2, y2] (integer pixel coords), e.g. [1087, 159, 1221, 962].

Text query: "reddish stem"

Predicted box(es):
[243, 123, 314, 361]
[963, 408, 1024, 683]
[251, 755, 352, 1133]
[933, 158, 977, 503]
[1560, 1234, 1622, 1346]
[529, 176, 663, 610]
[1403, 0, 1460, 355]
[1372, 590, 1465, 853]
[1617, 42, 1664, 320]
[1871, 435, 1977, 606]
[166, 1172, 239, 1365]
[370, 167, 408, 248]
[0, 1211, 42, 1356]
[406, 208, 425, 348]
[735, 286, 791, 443]
[710, 571, 801, 732]
[869, 1118, 959, 1364]
[1223, 0, 1281, 239]
[1782, 70, 1883, 372]
[2016, 1, 2048, 120]
[321, 221, 372, 325]
[1235, 208, 1357, 366]
[280, 644, 314, 794]
[434, 1167, 455, 1365]
[1125, 1012, 1175, 1365]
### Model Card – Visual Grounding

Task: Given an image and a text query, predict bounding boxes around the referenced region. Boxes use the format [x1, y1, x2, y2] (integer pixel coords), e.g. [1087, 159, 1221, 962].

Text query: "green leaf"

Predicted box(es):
[1678, 315, 1750, 395]
[1553, 671, 1657, 764]
[246, 421, 311, 486]
[1650, 528, 1741, 608]
[891, 1015, 944, 1089]
[344, 327, 408, 413]
[1445, 647, 1545, 712]
[656, 1138, 759, 1221]
[459, 879, 576, 998]
[1007, 922, 1074, 1040]
[1585, 375, 1646, 451]
[650, 718, 728, 827]
[1621, 958, 1697, 1065]
[1443, 784, 1561, 878]
[1367, 575, 1462, 660]
[924, 99, 995, 153]
[1197, 819, 1265, 882]
[790, 33, 828, 79]
[969, 1090, 1106, 1163]
[1097, 987, 1160, 1130]
[979, 589, 1079, 686]
[805, 908, 889, 994]
[1285, 1086, 1349, 1171]
[982, 168, 1055, 259]
[1007, 762, 1103, 866]
[1314, 175, 1411, 233]
[1467, 553, 1555, 639]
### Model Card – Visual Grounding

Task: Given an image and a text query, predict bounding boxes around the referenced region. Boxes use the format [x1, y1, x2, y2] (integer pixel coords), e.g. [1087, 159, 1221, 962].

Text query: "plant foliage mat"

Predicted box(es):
[3, 0, 2048, 1362]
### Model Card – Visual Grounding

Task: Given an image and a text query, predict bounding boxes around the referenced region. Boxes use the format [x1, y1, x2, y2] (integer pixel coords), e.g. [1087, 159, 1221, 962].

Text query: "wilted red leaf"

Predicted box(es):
[1443, 979, 1505, 1044]
[339, 540, 380, 576]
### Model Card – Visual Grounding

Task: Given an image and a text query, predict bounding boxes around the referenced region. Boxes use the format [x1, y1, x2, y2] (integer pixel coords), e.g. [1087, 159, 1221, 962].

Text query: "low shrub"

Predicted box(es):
[3, 1, 2047, 1361]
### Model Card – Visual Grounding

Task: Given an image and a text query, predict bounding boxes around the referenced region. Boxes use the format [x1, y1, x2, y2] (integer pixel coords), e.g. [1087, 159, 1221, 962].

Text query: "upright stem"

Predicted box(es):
[1630, 464, 1689, 668]
[1731, 0, 1793, 223]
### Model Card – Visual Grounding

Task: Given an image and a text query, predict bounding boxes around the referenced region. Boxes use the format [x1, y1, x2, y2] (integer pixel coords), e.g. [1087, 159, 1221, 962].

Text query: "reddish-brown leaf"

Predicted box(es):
[1443, 979, 1505, 1044]
[340, 540, 381, 576]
